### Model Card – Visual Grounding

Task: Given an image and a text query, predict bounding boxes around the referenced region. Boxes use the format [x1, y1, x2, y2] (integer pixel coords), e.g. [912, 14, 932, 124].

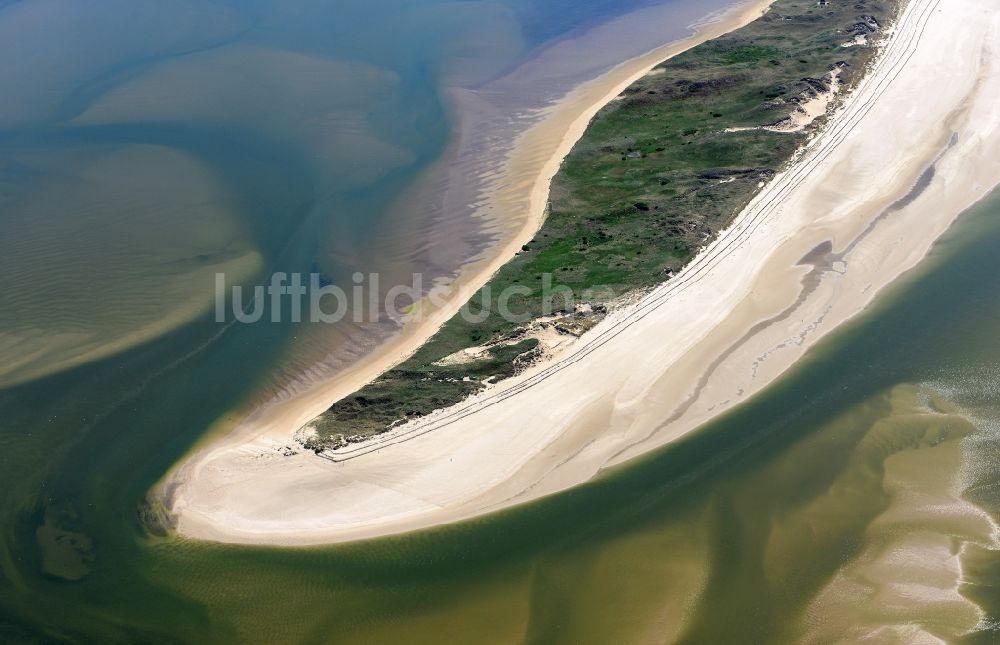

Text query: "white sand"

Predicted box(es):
[168, 0, 1000, 546]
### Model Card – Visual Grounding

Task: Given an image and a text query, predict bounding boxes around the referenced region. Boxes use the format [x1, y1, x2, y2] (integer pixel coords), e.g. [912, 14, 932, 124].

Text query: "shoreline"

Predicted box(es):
[169, 0, 1000, 546]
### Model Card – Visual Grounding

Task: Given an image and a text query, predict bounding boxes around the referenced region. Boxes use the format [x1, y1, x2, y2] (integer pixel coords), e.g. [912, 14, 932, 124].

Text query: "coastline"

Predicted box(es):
[163, 0, 776, 536]
[168, 0, 1000, 547]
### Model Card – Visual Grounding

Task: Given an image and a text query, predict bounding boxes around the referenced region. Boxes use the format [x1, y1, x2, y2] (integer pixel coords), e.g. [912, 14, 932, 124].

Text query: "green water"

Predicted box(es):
[4, 1, 1000, 641]
[1, 189, 998, 643]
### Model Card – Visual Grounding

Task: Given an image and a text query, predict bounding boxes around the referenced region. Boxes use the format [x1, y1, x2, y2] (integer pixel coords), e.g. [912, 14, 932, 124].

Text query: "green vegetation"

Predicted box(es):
[306, 0, 897, 450]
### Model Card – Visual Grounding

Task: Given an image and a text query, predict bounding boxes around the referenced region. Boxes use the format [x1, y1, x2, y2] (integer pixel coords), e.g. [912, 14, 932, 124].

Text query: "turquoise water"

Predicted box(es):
[0, 0, 714, 391]
[4, 0, 1000, 642]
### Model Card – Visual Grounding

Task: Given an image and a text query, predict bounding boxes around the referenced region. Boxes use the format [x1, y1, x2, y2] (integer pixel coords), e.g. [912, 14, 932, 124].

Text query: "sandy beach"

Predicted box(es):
[168, 0, 1000, 546]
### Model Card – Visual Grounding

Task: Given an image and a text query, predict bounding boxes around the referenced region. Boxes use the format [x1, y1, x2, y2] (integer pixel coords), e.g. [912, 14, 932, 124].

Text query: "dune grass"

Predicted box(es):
[305, 0, 897, 449]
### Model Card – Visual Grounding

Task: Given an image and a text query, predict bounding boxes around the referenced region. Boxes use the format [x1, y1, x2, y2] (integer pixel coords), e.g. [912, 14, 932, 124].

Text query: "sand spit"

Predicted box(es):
[169, 0, 1000, 546]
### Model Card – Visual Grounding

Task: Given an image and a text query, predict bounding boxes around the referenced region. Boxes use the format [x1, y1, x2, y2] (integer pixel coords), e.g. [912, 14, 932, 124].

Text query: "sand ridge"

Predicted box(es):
[168, 0, 1000, 546]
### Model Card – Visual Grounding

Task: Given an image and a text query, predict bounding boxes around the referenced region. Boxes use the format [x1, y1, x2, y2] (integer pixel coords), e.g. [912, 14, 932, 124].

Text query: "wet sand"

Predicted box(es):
[799, 386, 992, 642]
[168, 0, 1000, 546]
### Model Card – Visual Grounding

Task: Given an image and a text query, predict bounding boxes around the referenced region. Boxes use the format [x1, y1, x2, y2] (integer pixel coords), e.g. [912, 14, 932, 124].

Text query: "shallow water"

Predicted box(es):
[0, 0, 742, 639]
[3, 0, 1000, 642]
[11, 186, 999, 644]
[0, 0, 717, 392]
